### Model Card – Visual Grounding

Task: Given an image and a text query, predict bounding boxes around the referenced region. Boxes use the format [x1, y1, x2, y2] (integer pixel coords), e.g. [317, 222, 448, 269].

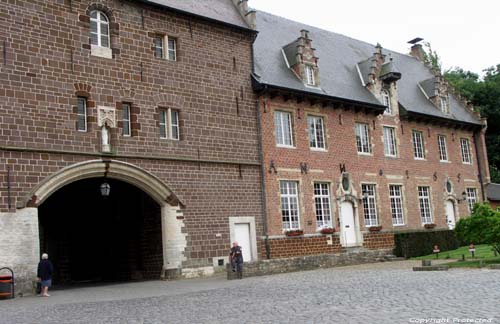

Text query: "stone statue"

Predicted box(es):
[102, 124, 110, 152]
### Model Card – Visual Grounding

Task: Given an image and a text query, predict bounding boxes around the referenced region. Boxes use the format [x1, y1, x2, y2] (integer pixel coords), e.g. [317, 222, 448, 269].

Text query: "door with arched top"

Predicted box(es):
[446, 200, 456, 229]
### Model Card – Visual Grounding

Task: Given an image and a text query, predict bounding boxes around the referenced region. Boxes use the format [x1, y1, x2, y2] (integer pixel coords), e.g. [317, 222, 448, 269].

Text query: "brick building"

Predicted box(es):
[252, 12, 490, 259]
[0, 0, 263, 293]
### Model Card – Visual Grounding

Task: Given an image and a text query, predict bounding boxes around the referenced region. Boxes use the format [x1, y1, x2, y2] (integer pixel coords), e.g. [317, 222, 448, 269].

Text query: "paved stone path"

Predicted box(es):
[1, 261, 499, 324]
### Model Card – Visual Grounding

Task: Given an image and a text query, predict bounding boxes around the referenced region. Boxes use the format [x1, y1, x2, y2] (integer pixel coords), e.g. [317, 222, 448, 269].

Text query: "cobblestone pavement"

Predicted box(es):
[1, 261, 499, 324]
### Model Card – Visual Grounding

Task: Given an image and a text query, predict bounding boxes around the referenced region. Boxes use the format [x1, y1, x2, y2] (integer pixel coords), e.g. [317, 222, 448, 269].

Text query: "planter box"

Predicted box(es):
[424, 223, 436, 229]
[284, 230, 304, 237]
[320, 228, 336, 235]
[368, 226, 382, 232]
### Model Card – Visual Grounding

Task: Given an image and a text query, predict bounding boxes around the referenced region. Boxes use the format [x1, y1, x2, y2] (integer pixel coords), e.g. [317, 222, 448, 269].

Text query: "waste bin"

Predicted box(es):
[0, 268, 14, 300]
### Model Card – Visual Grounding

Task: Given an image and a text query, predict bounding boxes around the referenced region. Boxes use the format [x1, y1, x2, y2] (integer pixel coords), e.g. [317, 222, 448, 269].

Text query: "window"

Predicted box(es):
[438, 135, 448, 161]
[389, 185, 404, 226]
[280, 181, 300, 230]
[122, 103, 131, 136]
[460, 138, 472, 164]
[159, 108, 180, 140]
[308, 116, 325, 149]
[418, 186, 433, 224]
[305, 65, 315, 86]
[76, 97, 87, 132]
[274, 111, 293, 147]
[314, 183, 332, 228]
[466, 188, 478, 213]
[382, 89, 391, 114]
[362, 184, 378, 226]
[355, 123, 371, 154]
[154, 36, 177, 61]
[383, 126, 397, 157]
[90, 11, 109, 48]
[440, 96, 450, 114]
[412, 130, 425, 159]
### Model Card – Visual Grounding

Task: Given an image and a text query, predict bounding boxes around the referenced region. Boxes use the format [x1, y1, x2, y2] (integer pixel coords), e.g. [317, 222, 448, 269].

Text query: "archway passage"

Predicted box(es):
[38, 178, 163, 285]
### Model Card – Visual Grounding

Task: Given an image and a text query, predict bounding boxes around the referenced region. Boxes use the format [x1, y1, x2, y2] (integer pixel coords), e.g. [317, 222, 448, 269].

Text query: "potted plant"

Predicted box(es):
[369, 226, 382, 232]
[284, 229, 304, 237]
[424, 223, 436, 229]
[319, 227, 336, 235]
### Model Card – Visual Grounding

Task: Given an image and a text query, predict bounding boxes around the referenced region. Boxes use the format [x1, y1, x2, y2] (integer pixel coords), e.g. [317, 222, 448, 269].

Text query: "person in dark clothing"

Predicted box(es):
[37, 253, 53, 297]
[229, 241, 243, 279]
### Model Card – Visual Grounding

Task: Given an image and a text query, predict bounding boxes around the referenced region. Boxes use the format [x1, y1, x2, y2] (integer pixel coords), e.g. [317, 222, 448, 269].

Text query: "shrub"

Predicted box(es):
[393, 230, 458, 258]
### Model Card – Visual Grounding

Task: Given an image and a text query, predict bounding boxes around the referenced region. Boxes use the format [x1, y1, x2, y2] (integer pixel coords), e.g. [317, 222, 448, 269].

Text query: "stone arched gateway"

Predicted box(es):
[5, 159, 188, 294]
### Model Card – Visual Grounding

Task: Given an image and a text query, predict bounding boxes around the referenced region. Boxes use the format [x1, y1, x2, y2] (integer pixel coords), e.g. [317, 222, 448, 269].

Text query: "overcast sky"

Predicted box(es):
[250, 0, 499, 76]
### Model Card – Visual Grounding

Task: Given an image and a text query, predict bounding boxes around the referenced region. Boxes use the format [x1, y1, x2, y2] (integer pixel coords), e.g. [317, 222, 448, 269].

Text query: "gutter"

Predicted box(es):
[401, 110, 483, 130]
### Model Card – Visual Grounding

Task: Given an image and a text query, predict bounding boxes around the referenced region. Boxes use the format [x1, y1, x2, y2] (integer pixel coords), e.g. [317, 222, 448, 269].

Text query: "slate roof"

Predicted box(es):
[487, 183, 500, 201]
[253, 11, 481, 125]
[140, 0, 251, 31]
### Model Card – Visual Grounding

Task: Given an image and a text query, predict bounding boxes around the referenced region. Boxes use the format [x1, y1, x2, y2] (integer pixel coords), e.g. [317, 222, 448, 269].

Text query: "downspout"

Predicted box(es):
[473, 130, 486, 201]
[251, 34, 271, 259]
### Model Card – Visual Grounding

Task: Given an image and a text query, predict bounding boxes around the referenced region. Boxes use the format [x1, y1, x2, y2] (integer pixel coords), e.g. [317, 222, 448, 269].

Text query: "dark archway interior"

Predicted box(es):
[38, 178, 163, 285]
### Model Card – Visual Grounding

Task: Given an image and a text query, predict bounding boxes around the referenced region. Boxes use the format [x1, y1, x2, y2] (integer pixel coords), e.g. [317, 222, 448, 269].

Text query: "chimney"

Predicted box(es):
[232, 0, 256, 30]
[408, 38, 425, 61]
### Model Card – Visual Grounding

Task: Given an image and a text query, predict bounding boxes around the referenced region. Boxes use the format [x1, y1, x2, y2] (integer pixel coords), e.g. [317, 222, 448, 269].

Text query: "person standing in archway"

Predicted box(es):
[37, 253, 53, 297]
[229, 241, 243, 279]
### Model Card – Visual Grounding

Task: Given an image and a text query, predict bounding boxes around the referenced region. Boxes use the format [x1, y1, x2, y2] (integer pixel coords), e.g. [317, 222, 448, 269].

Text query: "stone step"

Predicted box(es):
[413, 266, 449, 271]
[489, 264, 500, 270]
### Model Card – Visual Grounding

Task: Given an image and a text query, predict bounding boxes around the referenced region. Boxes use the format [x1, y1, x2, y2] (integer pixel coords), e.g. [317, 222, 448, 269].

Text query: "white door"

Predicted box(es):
[446, 200, 456, 229]
[340, 201, 357, 246]
[234, 223, 252, 262]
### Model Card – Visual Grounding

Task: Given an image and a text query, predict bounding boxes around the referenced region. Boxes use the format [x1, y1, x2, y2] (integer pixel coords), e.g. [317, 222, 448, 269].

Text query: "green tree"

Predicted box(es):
[455, 203, 500, 255]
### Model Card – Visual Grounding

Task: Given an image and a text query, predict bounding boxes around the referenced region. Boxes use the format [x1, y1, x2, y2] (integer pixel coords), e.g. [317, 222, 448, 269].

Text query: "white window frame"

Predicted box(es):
[274, 111, 294, 147]
[355, 123, 371, 154]
[90, 11, 110, 48]
[314, 183, 332, 228]
[412, 130, 425, 159]
[389, 185, 405, 226]
[77, 97, 87, 132]
[154, 35, 177, 61]
[362, 184, 378, 227]
[461, 138, 472, 164]
[280, 181, 300, 230]
[383, 126, 397, 157]
[307, 115, 326, 150]
[418, 186, 433, 224]
[382, 89, 391, 114]
[159, 108, 180, 140]
[305, 65, 315, 86]
[440, 96, 450, 114]
[438, 135, 448, 162]
[466, 188, 478, 214]
[122, 103, 131, 137]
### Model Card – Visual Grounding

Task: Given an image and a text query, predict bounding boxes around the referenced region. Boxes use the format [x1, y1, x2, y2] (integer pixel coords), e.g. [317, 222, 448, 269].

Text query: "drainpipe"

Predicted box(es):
[473, 131, 486, 201]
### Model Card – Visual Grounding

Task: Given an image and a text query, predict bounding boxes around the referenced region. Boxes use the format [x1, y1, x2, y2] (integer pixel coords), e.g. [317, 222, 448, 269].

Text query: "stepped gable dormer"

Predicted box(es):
[419, 74, 451, 115]
[282, 30, 320, 87]
[357, 44, 401, 115]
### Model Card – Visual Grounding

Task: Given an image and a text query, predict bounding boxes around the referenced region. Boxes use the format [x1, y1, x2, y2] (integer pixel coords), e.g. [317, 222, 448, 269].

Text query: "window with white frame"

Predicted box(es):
[159, 108, 180, 140]
[355, 123, 371, 154]
[438, 135, 448, 161]
[412, 130, 425, 159]
[305, 65, 315, 86]
[274, 111, 293, 147]
[382, 89, 391, 114]
[280, 181, 300, 230]
[153, 35, 177, 61]
[383, 126, 397, 157]
[122, 103, 131, 136]
[90, 11, 110, 48]
[362, 184, 378, 226]
[314, 183, 332, 228]
[389, 185, 404, 226]
[440, 96, 450, 114]
[308, 115, 325, 149]
[76, 97, 87, 132]
[466, 188, 478, 213]
[418, 186, 433, 224]
[460, 138, 472, 164]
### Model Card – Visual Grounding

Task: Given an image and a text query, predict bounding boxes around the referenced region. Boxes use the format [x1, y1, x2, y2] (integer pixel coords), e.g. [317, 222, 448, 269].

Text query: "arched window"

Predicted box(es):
[382, 89, 391, 114]
[90, 11, 109, 48]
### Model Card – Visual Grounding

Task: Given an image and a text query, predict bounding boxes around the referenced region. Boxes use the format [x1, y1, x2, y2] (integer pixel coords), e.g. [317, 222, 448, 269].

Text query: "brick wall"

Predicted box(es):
[363, 232, 395, 250]
[260, 235, 342, 259]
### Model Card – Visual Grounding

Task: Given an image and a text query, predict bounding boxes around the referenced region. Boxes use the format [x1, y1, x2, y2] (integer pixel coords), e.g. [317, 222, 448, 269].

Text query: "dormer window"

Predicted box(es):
[440, 96, 450, 114]
[305, 65, 315, 86]
[382, 89, 391, 114]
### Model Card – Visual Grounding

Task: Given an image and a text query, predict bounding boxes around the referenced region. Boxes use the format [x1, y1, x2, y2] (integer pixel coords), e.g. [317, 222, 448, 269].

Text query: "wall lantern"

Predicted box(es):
[457, 191, 467, 203]
[100, 182, 111, 197]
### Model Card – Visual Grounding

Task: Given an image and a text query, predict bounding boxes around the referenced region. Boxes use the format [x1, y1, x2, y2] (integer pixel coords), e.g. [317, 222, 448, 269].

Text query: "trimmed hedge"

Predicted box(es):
[393, 230, 459, 258]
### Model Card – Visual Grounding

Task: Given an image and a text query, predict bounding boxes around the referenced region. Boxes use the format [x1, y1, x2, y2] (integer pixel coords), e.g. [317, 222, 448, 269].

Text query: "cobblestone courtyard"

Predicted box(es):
[1, 261, 499, 324]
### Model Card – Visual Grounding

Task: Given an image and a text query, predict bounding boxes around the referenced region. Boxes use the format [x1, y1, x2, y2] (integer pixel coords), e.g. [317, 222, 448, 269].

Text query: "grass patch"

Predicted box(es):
[412, 244, 497, 260]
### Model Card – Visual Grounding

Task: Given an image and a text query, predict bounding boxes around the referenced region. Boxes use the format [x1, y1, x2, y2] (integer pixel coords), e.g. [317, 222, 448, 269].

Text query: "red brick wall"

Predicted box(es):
[260, 96, 483, 240]
[363, 232, 395, 250]
[261, 235, 342, 259]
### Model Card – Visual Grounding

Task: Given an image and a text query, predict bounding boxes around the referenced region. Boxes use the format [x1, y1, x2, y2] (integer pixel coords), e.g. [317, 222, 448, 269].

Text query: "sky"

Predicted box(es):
[250, 0, 499, 76]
